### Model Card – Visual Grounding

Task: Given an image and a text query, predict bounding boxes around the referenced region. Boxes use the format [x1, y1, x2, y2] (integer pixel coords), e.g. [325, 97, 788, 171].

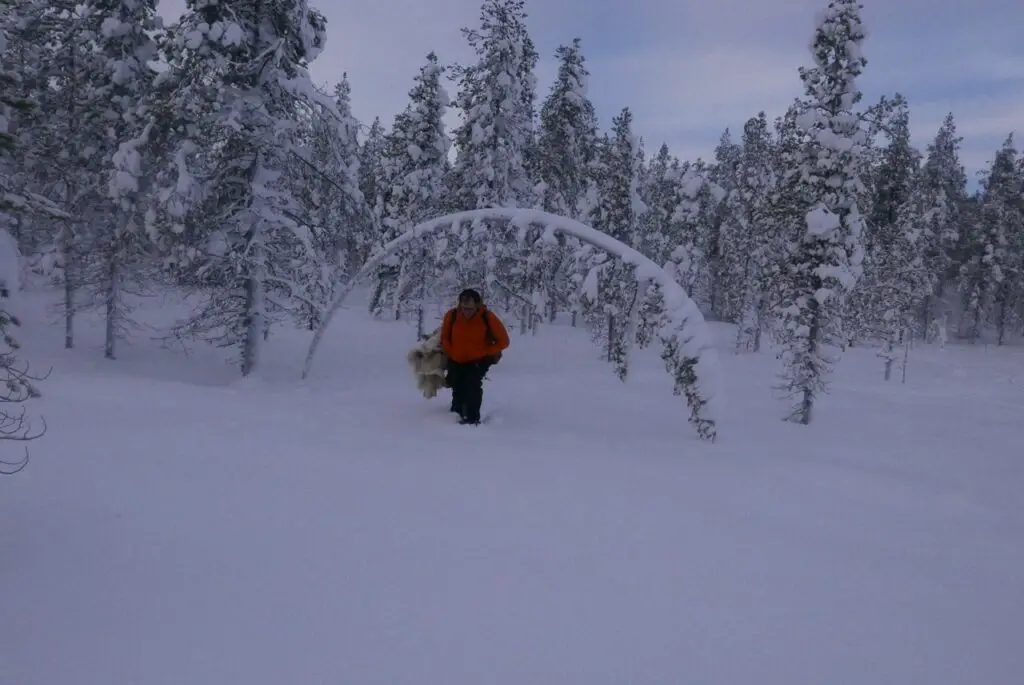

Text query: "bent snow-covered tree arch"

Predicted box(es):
[303, 208, 721, 441]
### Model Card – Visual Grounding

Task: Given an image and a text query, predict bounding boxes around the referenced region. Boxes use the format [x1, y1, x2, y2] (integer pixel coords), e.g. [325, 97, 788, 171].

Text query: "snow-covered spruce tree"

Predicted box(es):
[532, 39, 599, 323]
[849, 95, 923, 361]
[576, 135, 614, 349]
[586, 108, 645, 249]
[634, 143, 682, 347]
[582, 107, 648, 379]
[286, 103, 322, 328]
[775, 0, 870, 424]
[450, 0, 538, 211]
[0, 232, 46, 474]
[0, 0, 57, 260]
[74, 0, 165, 359]
[721, 113, 778, 351]
[954, 146, 989, 342]
[846, 96, 914, 339]
[915, 113, 967, 335]
[155, 0, 331, 375]
[535, 38, 597, 220]
[866, 97, 918, 256]
[12, 1, 111, 349]
[448, 0, 538, 304]
[663, 161, 716, 311]
[329, 74, 374, 279]
[0, 15, 61, 472]
[874, 176, 945, 380]
[754, 102, 808, 339]
[637, 144, 677, 265]
[288, 80, 368, 330]
[957, 135, 1023, 343]
[359, 116, 385, 215]
[708, 129, 743, 317]
[371, 52, 452, 335]
[695, 167, 729, 315]
[358, 116, 386, 271]
[866, 104, 933, 377]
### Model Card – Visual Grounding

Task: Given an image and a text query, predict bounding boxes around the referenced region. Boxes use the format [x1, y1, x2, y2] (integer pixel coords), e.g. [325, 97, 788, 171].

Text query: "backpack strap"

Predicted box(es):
[481, 309, 497, 345]
[447, 307, 498, 348]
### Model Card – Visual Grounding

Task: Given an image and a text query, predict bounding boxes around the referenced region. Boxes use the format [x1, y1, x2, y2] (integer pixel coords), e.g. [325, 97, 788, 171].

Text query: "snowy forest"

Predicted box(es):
[1, 0, 1023, 438]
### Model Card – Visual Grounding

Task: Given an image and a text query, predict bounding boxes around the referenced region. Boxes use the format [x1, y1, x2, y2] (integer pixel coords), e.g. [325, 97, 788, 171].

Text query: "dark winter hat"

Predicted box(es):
[458, 288, 482, 304]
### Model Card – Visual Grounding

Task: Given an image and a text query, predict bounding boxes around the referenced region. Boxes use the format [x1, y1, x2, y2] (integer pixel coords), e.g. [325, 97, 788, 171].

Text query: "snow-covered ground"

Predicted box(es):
[3, 287, 1023, 685]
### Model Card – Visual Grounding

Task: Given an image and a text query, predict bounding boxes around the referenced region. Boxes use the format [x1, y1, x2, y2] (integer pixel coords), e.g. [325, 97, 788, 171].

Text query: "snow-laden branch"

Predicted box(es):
[302, 208, 721, 442]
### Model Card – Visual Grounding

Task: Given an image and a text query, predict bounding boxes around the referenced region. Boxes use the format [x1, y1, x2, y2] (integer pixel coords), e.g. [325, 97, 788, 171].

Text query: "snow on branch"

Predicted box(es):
[303, 208, 722, 441]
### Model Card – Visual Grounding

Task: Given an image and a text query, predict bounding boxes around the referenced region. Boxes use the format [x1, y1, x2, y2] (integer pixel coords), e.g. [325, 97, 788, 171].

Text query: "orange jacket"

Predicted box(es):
[441, 307, 510, 363]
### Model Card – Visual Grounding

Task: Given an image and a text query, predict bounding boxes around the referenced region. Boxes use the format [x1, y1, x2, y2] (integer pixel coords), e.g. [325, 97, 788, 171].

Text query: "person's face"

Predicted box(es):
[459, 297, 478, 316]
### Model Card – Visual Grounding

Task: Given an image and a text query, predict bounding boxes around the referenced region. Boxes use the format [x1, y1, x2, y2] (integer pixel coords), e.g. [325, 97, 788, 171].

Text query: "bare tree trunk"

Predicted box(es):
[368, 276, 385, 316]
[798, 300, 821, 425]
[901, 329, 910, 383]
[415, 264, 427, 339]
[606, 312, 614, 362]
[63, 230, 75, 349]
[242, 273, 264, 376]
[920, 293, 933, 340]
[883, 342, 894, 381]
[996, 288, 1008, 345]
[104, 251, 119, 359]
[62, 48, 79, 351]
[241, 221, 265, 376]
[753, 295, 764, 352]
[617, 280, 644, 381]
[392, 259, 407, 321]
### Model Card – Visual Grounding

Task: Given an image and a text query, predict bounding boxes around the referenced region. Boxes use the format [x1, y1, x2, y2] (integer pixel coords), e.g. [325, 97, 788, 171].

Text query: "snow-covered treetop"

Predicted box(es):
[450, 0, 538, 209]
[535, 38, 597, 218]
[784, 0, 872, 296]
[379, 50, 451, 230]
[333, 74, 361, 156]
[922, 113, 967, 196]
[550, 38, 589, 105]
[794, 0, 871, 204]
[800, 0, 867, 115]
[178, 0, 327, 83]
[403, 52, 451, 156]
[980, 134, 1018, 198]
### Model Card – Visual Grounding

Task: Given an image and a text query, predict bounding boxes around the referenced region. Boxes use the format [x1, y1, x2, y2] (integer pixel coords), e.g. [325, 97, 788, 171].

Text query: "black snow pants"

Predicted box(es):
[447, 359, 493, 424]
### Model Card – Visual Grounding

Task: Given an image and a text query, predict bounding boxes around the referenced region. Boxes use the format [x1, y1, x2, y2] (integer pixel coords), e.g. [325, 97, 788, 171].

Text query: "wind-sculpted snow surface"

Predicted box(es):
[303, 208, 721, 441]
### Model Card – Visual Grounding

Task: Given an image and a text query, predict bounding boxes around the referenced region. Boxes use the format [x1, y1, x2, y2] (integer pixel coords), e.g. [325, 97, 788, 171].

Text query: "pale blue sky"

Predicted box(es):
[159, 0, 1023, 180]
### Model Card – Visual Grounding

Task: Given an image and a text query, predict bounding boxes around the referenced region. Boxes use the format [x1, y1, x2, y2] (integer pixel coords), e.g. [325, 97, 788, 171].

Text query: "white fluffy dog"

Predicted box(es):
[405, 328, 448, 399]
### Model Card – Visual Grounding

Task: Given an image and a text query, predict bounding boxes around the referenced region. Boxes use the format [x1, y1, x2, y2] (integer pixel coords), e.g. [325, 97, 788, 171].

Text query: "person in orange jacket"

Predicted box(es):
[441, 288, 510, 424]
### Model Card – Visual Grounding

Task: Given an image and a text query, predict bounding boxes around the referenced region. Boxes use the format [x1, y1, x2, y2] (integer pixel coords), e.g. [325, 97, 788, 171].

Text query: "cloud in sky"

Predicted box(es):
[157, 0, 1023, 179]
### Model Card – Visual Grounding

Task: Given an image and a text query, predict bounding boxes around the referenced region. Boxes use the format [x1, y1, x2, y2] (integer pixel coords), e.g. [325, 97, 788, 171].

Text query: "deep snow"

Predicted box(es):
[2, 288, 1023, 685]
